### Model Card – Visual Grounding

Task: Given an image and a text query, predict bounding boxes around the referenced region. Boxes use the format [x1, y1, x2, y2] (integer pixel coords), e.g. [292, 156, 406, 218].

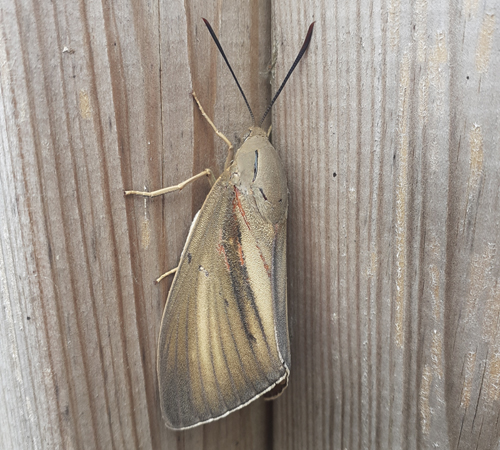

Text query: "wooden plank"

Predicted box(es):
[0, 0, 272, 448]
[1, 0, 500, 449]
[272, 1, 500, 449]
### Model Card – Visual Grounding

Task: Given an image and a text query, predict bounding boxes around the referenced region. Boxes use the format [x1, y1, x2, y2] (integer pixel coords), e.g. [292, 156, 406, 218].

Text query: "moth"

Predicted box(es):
[125, 19, 314, 430]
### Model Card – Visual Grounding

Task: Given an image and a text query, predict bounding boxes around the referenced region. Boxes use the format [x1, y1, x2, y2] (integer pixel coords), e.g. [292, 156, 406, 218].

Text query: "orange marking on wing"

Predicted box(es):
[216, 229, 224, 255]
[233, 187, 251, 230]
[233, 186, 270, 276]
[259, 252, 271, 277]
[217, 231, 231, 272]
[237, 240, 245, 267]
[222, 247, 231, 272]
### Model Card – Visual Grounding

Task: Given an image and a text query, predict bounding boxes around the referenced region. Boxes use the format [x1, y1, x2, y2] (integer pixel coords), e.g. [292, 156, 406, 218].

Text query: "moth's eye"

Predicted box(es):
[253, 150, 259, 182]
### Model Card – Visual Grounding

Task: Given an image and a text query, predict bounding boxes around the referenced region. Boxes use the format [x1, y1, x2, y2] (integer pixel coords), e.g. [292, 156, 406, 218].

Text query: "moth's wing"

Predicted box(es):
[157, 172, 289, 430]
[264, 214, 290, 399]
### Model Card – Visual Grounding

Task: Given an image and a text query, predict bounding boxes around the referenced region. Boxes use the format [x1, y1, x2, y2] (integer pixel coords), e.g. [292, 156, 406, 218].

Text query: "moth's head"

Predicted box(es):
[241, 126, 266, 143]
[248, 126, 267, 138]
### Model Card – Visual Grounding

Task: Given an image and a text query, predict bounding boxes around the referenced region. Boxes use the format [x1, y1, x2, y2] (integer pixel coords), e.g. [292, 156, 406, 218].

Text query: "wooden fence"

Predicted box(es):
[1, 0, 499, 448]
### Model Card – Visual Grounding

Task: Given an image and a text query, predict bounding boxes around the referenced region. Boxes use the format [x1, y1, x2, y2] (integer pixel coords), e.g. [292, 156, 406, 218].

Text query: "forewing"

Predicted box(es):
[158, 172, 289, 429]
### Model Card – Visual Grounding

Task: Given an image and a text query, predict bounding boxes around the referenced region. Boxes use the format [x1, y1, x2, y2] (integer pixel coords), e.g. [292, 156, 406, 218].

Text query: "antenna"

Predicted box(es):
[202, 19, 315, 129]
[202, 19, 255, 125]
[259, 22, 315, 127]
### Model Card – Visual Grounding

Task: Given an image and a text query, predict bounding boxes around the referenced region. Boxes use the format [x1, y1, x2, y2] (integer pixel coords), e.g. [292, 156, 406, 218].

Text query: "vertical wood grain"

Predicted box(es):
[1, 0, 500, 449]
[272, 1, 500, 449]
[0, 0, 271, 448]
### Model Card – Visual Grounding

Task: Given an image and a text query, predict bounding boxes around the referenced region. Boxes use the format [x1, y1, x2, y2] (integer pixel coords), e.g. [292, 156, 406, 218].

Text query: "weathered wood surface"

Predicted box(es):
[1, 0, 499, 449]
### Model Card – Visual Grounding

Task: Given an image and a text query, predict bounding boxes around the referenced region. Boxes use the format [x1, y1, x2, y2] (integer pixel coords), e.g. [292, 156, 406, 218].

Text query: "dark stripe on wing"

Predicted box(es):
[222, 224, 267, 349]
[221, 198, 274, 375]
[222, 294, 257, 392]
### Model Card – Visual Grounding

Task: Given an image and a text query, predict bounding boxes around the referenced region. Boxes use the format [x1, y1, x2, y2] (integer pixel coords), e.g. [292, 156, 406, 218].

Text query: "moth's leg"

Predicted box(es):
[124, 168, 216, 197]
[155, 266, 177, 284]
[267, 124, 272, 138]
[191, 91, 234, 167]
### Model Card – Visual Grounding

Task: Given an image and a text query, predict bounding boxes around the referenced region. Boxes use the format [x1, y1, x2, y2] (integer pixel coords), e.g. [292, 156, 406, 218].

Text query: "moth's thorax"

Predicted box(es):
[229, 127, 288, 225]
